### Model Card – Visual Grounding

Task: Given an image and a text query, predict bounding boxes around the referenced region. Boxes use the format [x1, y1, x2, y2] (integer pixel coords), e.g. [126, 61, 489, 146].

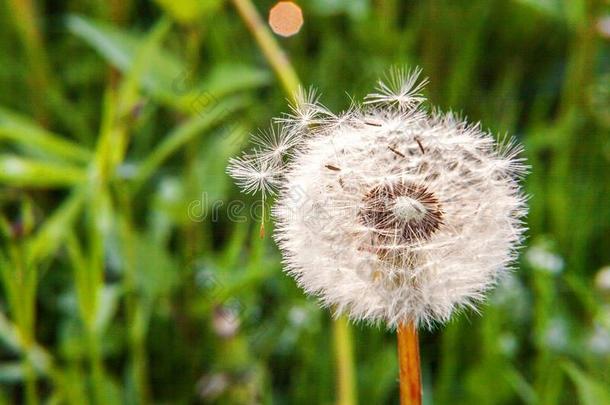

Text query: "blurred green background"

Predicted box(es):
[0, 0, 609, 404]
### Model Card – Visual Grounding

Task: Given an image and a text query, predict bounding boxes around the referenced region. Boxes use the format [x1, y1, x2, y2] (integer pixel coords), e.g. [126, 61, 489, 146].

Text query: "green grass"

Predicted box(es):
[0, 0, 609, 404]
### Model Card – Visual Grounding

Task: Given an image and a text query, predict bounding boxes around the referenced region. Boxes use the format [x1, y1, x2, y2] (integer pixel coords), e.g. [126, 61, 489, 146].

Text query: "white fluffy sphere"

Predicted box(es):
[229, 69, 528, 329]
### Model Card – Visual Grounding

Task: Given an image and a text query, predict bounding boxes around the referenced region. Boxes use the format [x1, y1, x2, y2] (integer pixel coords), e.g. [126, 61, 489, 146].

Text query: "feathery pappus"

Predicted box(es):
[227, 68, 528, 329]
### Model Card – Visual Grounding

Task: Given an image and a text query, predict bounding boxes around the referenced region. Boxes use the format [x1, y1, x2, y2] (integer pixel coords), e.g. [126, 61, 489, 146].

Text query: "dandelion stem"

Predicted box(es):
[260, 193, 266, 239]
[397, 322, 422, 405]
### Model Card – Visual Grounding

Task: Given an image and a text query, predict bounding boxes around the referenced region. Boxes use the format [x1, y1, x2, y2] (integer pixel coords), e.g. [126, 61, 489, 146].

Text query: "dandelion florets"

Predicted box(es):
[227, 69, 528, 329]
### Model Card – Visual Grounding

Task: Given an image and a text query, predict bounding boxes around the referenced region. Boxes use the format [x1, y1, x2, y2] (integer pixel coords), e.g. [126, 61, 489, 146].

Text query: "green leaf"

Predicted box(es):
[0, 107, 91, 163]
[66, 14, 183, 103]
[28, 187, 86, 263]
[133, 95, 247, 188]
[195, 124, 248, 203]
[155, 0, 223, 24]
[563, 362, 610, 405]
[131, 230, 178, 300]
[93, 285, 121, 333]
[0, 312, 55, 377]
[177, 64, 270, 111]
[116, 17, 173, 117]
[504, 367, 537, 404]
[0, 306, 20, 352]
[0, 155, 86, 187]
[66, 15, 269, 112]
[512, 0, 563, 20]
[309, 0, 370, 19]
[0, 362, 25, 383]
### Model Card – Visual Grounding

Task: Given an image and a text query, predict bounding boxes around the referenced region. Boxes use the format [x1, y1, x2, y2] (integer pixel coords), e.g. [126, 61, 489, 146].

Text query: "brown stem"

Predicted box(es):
[397, 322, 422, 405]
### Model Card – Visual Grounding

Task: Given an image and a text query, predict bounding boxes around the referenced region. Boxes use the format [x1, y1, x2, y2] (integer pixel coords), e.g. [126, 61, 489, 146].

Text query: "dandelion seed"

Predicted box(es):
[388, 146, 405, 158]
[275, 87, 330, 132]
[252, 125, 302, 163]
[364, 67, 428, 110]
[226, 152, 282, 196]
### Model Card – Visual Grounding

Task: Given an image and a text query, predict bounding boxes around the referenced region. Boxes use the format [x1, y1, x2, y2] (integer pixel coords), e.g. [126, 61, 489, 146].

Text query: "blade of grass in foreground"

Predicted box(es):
[0, 108, 92, 163]
[0, 156, 86, 187]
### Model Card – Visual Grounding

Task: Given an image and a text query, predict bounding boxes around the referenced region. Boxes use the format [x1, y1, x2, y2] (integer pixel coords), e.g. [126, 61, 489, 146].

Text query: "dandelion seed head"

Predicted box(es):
[228, 69, 528, 329]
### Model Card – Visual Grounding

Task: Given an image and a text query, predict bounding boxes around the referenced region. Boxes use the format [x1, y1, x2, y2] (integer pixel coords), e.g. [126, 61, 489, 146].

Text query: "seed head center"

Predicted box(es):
[391, 196, 427, 222]
[360, 181, 443, 243]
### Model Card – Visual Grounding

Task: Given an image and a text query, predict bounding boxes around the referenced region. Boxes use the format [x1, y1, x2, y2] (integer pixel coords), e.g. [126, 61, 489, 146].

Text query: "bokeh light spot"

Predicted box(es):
[268, 2, 303, 37]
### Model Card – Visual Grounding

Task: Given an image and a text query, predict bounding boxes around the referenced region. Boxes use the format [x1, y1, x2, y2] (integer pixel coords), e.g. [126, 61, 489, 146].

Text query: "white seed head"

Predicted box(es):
[228, 69, 528, 329]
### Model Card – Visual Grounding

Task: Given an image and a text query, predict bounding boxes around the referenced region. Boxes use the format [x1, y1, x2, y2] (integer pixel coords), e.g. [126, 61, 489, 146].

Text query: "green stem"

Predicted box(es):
[231, 0, 301, 99]
[434, 321, 460, 403]
[120, 202, 151, 404]
[7, 244, 39, 405]
[87, 331, 105, 405]
[231, 1, 358, 403]
[0, 309, 68, 402]
[7, 0, 49, 124]
[333, 316, 357, 405]
[7, 0, 93, 140]
[24, 359, 38, 405]
[184, 25, 207, 258]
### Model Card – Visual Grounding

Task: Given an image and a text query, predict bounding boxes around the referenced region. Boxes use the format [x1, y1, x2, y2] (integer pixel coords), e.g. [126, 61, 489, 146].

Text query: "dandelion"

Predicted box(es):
[227, 68, 528, 404]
